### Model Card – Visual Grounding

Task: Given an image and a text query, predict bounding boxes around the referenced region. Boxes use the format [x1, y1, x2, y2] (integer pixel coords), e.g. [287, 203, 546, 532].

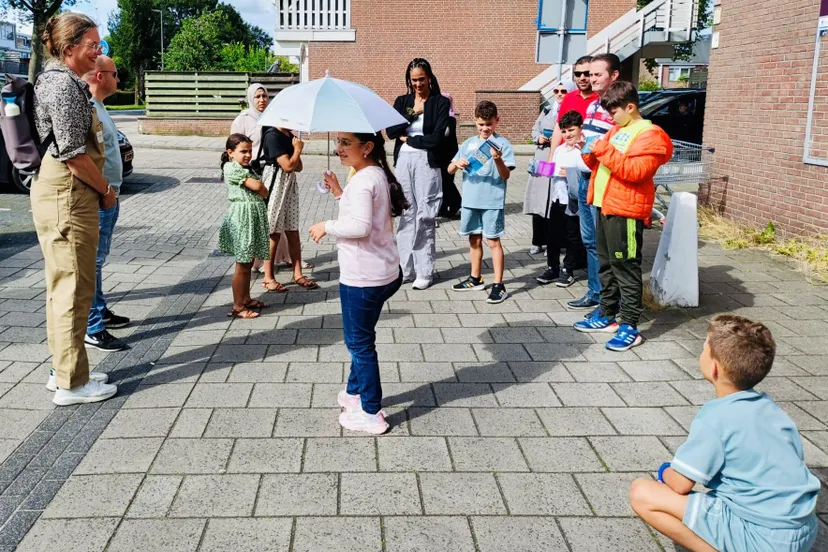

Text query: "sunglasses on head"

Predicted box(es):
[573, 71, 590, 77]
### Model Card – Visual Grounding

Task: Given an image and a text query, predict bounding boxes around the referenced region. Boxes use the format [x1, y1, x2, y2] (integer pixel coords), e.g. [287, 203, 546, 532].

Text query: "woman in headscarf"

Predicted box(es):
[232, 83, 269, 152]
[522, 79, 577, 256]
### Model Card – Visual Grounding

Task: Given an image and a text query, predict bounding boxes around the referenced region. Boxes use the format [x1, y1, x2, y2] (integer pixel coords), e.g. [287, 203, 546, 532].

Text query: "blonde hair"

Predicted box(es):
[42, 12, 97, 61]
[707, 314, 776, 390]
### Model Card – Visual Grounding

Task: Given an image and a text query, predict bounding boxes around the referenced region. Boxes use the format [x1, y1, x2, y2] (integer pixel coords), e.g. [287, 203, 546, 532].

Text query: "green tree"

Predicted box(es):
[108, 0, 156, 102]
[163, 8, 225, 71]
[218, 42, 275, 72]
[1, 0, 78, 80]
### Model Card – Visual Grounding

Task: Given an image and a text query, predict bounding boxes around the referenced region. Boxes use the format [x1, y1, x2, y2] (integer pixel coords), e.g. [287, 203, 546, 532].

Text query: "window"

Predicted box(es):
[668, 67, 692, 83]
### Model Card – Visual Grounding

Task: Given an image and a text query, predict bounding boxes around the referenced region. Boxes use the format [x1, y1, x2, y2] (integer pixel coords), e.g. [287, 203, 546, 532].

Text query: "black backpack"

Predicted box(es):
[0, 73, 54, 174]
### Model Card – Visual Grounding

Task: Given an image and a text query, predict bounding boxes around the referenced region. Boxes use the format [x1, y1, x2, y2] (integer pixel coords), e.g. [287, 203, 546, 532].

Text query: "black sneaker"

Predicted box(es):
[102, 308, 130, 329]
[536, 267, 560, 285]
[568, 295, 599, 310]
[556, 268, 576, 288]
[487, 283, 509, 304]
[453, 276, 485, 292]
[84, 330, 128, 352]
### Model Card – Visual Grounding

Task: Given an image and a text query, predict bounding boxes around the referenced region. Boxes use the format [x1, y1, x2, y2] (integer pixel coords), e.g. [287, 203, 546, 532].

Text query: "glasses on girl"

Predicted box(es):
[334, 138, 363, 148]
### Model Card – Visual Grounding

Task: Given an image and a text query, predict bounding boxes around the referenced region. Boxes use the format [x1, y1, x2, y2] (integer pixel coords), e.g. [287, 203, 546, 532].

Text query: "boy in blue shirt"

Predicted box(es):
[630, 314, 820, 552]
[447, 100, 515, 304]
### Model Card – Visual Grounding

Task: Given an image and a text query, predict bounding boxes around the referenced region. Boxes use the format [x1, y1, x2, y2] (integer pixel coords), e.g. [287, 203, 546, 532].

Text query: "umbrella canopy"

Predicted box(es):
[257, 70, 407, 133]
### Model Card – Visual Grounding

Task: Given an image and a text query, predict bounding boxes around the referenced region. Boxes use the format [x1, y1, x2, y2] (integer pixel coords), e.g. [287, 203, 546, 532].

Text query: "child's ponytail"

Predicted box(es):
[355, 132, 410, 217]
[219, 151, 230, 181]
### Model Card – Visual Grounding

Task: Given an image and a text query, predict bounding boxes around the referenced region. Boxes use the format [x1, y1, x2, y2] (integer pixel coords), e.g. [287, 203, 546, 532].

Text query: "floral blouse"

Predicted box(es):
[34, 60, 93, 162]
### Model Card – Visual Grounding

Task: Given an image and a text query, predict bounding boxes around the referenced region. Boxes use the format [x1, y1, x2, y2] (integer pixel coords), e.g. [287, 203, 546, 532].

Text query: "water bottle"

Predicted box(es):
[3, 97, 20, 117]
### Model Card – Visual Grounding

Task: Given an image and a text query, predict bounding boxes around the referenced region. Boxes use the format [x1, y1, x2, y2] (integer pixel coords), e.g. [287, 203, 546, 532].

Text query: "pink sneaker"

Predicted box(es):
[339, 410, 389, 435]
[337, 390, 361, 411]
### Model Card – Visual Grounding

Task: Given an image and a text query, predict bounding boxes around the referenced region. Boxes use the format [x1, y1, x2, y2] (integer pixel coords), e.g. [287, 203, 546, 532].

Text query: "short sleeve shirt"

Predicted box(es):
[672, 390, 820, 529]
[557, 90, 598, 122]
[452, 133, 515, 210]
[581, 98, 615, 139]
[34, 60, 92, 162]
[262, 127, 294, 161]
[90, 98, 123, 192]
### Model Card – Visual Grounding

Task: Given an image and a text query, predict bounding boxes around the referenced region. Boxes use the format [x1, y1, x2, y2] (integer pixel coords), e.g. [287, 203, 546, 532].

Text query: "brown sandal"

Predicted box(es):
[244, 299, 269, 309]
[227, 308, 260, 319]
[293, 276, 319, 290]
[262, 280, 287, 292]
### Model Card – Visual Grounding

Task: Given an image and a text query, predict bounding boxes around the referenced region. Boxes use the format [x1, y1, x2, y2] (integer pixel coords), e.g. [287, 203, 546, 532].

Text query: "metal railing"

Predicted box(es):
[274, 0, 351, 31]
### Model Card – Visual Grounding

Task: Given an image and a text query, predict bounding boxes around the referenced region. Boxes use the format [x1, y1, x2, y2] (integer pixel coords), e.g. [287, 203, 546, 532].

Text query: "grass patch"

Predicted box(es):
[643, 285, 667, 311]
[107, 104, 145, 111]
[698, 207, 828, 284]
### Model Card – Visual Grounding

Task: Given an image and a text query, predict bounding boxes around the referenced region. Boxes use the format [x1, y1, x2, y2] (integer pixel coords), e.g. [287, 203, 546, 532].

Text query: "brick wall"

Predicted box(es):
[587, 0, 636, 37]
[138, 118, 232, 137]
[702, 0, 828, 235]
[472, 90, 542, 144]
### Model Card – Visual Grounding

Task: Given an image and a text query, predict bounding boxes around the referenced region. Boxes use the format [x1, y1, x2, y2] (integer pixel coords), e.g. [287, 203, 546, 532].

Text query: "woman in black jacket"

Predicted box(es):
[438, 92, 461, 218]
[386, 58, 451, 290]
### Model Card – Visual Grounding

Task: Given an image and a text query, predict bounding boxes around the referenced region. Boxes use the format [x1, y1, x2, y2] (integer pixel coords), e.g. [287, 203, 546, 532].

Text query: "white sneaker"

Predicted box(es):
[411, 278, 432, 290]
[337, 390, 361, 412]
[53, 379, 118, 406]
[46, 369, 109, 392]
[338, 409, 389, 435]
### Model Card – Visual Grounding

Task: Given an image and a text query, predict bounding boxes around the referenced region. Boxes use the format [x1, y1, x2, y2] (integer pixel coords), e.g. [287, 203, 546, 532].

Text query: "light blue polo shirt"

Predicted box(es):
[672, 390, 820, 529]
[453, 133, 515, 210]
[91, 98, 123, 195]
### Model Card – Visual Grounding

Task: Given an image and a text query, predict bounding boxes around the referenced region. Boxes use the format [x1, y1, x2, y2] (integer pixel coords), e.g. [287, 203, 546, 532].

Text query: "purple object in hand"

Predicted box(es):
[536, 161, 556, 177]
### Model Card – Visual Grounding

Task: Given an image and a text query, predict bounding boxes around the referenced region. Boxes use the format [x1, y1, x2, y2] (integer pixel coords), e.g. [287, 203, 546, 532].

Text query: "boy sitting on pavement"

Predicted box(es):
[573, 81, 673, 351]
[630, 314, 820, 552]
[536, 109, 589, 288]
[448, 100, 515, 304]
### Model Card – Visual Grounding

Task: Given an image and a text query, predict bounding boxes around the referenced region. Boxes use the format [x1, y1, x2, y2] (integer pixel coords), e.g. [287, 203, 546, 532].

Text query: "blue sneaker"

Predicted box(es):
[606, 324, 643, 351]
[573, 315, 619, 334]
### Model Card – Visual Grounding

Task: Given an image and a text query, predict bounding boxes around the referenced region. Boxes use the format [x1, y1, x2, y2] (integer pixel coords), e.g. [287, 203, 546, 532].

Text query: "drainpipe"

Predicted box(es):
[556, 0, 569, 81]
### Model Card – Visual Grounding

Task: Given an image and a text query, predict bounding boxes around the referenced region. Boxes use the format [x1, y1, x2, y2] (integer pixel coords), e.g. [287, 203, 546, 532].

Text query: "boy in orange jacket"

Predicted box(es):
[573, 81, 673, 351]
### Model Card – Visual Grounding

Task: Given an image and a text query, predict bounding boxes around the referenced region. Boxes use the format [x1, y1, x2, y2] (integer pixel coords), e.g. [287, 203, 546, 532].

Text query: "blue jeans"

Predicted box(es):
[341, 270, 403, 414]
[87, 200, 119, 335]
[578, 173, 600, 302]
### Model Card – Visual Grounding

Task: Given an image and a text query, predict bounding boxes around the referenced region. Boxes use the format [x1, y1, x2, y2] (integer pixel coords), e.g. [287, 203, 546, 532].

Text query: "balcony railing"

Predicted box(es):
[275, 0, 352, 33]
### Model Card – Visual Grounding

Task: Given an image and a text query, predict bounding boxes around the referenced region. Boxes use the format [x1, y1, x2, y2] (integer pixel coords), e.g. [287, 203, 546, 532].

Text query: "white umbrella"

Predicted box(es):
[257, 70, 408, 173]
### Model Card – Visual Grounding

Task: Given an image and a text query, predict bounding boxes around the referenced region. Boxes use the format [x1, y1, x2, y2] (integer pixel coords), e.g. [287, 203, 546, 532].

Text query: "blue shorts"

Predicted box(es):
[459, 208, 505, 239]
[683, 492, 817, 552]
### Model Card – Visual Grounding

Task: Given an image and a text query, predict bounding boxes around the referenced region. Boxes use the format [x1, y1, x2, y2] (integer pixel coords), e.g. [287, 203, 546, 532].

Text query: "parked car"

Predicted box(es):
[0, 129, 134, 193]
[640, 89, 706, 144]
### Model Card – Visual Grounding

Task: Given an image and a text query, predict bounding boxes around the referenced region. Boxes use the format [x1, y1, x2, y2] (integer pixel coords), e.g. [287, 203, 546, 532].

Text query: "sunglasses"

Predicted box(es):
[99, 70, 118, 78]
[573, 71, 590, 78]
[553, 89, 567, 94]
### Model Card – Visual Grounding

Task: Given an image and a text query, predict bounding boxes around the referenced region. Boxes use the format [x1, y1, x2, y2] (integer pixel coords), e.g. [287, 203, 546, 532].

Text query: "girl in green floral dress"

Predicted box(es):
[218, 134, 271, 319]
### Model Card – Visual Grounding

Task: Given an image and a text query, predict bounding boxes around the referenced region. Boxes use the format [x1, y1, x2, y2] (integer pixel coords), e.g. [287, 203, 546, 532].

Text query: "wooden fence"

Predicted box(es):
[144, 72, 300, 118]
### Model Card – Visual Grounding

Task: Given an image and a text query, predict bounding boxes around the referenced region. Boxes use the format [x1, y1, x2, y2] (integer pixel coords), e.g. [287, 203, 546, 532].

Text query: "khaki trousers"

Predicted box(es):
[31, 154, 99, 390]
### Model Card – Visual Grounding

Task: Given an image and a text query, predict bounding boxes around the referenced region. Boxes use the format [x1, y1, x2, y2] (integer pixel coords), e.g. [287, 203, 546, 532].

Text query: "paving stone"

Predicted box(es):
[663, 405, 702, 432]
[292, 517, 380, 552]
[199, 518, 292, 552]
[0, 409, 48, 440]
[497, 473, 592, 515]
[491, 382, 561, 407]
[273, 408, 341, 436]
[150, 438, 233, 474]
[285, 362, 343, 382]
[472, 516, 568, 552]
[552, 383, 625, 407]
[408, 407, 478, 436]
[100, 407, 179, 438]
[472, 408, 548, 436]
[454, 362, 515, 382]
[169, 408, 212, 438]
[185, 383, 253, 407]
[303, 437, 376, 472]
[141, 362, 205, 385]
[413, 314, 462, 328]
[420, 473, 506, 514]
[602, 407, 688, 435]
[474, 343, 532, 362]
[536, 407, 617, 436]
[227, 362, 288, 382]
[617, 360, 692, 381]
[612, 382, 691, 407]
[519, 437, 605, 472]
[576, 472, 651, 516]
[203, 408, 276, 437]
[392, 327, 444, 343]
[433, 383, 498, 407]
[16, 518, 119, 552]
[380, 383, 438, 408]
[669, 380, 715, 405]
[508, 361, 574, 382]
[75, 437, 164, 474]
[340, 472, 421, 514]
[399, 362, 456, 382]
[383, 516, 475, 552]
[449, 437, 529, 471]
[420, 343, 475, 363]
[107, 519, 205, 552]
[41, 474, 143, 518]
[198, 363, 232, 383]
[564, 361, 633, 382]
[156, 345, 217, 365]
[123, 383, 194, 409]
[126, 475, 182, 518]
[756, 377, 820, 401]
[169, 474, 258, 517]
[489, 327, 544, 343]
[558, 518, 661, 552]
[0, 384, 55, 409]
[591, 436, 673, 471]
[440, 327, 495, 344]
[246, 383, 312, 408]
[0, 361, 40, 382]
[171, 330, 227, 347]
[226, 438, 303, 473]
[256, 474, 338, 515]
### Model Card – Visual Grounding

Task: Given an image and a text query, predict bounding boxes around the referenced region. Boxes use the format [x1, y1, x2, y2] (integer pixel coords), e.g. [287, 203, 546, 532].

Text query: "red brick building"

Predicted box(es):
[702, 0, 828, 235]
[273, 0, 697, 143]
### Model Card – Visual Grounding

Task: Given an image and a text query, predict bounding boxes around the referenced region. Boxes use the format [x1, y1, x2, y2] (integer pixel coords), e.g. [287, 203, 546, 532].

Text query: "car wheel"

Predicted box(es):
[11, 168, 34, 194]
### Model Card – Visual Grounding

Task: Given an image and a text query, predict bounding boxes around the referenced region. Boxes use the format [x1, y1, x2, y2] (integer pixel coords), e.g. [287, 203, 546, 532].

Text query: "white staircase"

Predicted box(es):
[521, 0, 698, 103]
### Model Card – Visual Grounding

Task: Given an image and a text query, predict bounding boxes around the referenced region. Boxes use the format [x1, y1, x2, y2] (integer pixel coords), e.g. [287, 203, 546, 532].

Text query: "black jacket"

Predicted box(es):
[386, 93, 451, 168]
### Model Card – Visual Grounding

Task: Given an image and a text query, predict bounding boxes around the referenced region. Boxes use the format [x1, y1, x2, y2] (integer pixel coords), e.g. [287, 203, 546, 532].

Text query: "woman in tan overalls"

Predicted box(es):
[33, 13, 118, 406]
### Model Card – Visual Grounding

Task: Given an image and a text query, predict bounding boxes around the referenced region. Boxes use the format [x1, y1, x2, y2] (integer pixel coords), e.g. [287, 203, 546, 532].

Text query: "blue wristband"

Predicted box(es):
[657, 462, 671, 483]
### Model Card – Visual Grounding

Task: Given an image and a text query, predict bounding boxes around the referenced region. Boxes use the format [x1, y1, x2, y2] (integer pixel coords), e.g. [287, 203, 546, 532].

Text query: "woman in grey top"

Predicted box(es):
[523, 79, 576, 255]
[32, 12, 118, 406]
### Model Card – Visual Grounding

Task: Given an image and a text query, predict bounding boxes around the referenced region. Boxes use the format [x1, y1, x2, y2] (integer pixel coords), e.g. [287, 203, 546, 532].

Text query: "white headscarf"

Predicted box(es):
[245, 83, 267, 119]
[553, 79, 577, 99]
[231, 83, 268, 151]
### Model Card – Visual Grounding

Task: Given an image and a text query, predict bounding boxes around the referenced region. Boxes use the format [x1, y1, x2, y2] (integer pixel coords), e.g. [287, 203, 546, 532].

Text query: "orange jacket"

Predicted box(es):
[583, 123, 673, 220]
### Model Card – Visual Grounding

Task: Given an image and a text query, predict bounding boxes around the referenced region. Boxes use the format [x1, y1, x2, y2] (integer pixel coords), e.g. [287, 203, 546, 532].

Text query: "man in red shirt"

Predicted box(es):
[549, 55, 596, 151]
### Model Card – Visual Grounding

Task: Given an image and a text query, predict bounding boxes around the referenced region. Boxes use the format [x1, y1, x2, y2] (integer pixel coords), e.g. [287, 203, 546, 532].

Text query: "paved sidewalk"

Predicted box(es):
[1, 156, 828, 551]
